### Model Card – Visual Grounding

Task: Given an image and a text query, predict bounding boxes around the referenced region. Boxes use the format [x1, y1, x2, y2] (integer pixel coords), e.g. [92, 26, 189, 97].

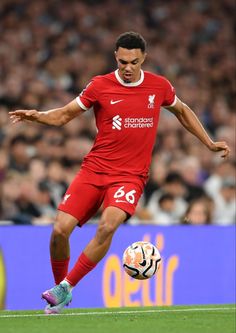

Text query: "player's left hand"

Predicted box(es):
[209, 141, 230, 158]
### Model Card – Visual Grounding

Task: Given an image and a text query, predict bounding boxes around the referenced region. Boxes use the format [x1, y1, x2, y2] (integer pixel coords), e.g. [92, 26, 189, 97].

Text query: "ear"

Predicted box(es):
[141, 52, 147, 64]
[114, 51, 118, 60]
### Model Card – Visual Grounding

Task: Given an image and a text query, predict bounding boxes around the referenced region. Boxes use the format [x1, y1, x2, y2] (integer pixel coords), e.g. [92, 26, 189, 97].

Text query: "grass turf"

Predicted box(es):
[0, 304, 235, 333]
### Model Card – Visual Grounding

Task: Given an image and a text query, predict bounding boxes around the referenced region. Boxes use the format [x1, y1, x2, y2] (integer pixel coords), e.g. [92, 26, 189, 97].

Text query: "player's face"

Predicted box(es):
[115, 47, 146, 83]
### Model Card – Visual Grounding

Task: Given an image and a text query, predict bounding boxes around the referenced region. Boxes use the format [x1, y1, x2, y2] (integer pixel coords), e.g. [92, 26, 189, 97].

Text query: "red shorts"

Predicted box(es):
[58, 167, 146, 226]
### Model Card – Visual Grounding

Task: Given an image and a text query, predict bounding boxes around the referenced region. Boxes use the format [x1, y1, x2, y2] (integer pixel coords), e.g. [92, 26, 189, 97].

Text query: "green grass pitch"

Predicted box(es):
[0, 304, 235, 333]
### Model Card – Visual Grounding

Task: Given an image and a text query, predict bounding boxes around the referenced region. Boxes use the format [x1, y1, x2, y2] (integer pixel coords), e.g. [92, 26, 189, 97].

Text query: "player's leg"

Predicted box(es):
[64, 206, 127, 286]
[43, 206, 126, 314]
[50, 211, 79, 285]
[42, 211, 76, 312]
[84, 206, 127, 261]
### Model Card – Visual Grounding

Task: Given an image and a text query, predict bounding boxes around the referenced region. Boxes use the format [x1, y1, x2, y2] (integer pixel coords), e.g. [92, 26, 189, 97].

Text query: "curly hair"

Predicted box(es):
[115, 31, 146, 52]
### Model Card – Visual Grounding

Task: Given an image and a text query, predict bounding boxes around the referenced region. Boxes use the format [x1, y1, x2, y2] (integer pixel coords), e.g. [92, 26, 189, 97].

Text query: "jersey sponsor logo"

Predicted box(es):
[110, 99, 123, 105]
[112, 115, 122, 130]
[148, 94, 156, 108]
[125, 117, 154, 128]
[112, 115, 153, 130]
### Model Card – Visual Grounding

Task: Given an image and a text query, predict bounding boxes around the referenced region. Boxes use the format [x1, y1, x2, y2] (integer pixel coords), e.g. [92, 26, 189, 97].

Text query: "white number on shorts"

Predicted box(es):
[114, 186, 136, 204]
[114, 186, 125, 198]
[125, 190, 136, 204]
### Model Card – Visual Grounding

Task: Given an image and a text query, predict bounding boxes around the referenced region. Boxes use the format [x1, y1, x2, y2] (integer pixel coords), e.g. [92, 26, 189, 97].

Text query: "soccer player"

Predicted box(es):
[9, 32, 230, 313]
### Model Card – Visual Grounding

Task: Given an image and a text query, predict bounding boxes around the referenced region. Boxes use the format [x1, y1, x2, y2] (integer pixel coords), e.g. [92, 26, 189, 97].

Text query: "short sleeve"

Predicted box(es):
[161, 78, 177, 107]
[76, 78, 99, 111]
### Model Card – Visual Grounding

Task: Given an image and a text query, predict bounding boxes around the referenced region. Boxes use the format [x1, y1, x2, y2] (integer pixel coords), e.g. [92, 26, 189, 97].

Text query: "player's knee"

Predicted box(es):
[95, 207, 126, 243]
[97, 219, 117, 241]
[52, 222, 70, 240]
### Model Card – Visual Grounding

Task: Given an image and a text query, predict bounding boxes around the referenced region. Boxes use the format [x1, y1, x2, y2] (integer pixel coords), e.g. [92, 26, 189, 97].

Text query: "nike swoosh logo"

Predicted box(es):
[110, 99, 123, 105]
[139, 247, 146, 266]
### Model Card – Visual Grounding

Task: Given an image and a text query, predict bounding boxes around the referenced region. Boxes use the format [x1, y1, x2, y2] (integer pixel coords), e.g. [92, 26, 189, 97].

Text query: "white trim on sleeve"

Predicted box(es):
[76, 97, 89, 111]
[163, 95, 177, 108]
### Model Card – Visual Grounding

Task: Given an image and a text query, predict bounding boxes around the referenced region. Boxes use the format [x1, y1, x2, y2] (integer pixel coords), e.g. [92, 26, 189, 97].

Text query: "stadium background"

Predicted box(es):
[0, 0, 235, 310]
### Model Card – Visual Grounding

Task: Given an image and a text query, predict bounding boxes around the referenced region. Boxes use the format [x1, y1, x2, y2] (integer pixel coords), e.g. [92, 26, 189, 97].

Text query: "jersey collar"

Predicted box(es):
[115, 69, 144, 87]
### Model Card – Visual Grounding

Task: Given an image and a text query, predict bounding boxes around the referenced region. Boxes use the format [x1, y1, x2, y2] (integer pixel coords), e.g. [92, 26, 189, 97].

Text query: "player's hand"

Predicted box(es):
[209, 141, 230, 158]
[9, 110, 39, 124]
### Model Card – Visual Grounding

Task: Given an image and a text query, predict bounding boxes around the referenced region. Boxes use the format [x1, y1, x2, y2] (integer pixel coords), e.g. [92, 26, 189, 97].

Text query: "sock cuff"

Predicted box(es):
[80, 252, 97, 268]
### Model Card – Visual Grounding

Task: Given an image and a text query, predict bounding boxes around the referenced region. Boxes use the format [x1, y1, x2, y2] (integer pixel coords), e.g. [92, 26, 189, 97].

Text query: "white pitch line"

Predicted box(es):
[0, 307, 235, 318]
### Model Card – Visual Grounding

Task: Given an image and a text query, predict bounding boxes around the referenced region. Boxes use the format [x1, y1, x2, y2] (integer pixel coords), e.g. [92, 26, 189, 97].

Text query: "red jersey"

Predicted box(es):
[76, 70, 176, 178]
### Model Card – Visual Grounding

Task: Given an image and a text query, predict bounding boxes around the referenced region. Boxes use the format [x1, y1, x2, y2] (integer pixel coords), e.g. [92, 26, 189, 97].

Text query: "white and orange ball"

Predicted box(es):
[122, 241, 161, 280]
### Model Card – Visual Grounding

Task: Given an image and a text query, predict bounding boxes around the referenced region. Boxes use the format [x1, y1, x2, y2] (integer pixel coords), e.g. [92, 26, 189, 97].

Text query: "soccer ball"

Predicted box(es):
[122, 241, 161, 280]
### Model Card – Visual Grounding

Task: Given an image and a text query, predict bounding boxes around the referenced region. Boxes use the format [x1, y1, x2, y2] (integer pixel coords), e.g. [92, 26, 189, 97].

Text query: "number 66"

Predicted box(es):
[114, 186, 136, 204]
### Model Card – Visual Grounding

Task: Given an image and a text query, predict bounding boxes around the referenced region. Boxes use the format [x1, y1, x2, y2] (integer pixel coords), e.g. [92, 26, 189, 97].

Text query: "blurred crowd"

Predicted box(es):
[0, 0, 235, 226]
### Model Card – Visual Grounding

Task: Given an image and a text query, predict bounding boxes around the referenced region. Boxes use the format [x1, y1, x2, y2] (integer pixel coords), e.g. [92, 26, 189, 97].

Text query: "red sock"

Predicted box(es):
[65, 252, 97, 287]
[51, 257, 70, 285]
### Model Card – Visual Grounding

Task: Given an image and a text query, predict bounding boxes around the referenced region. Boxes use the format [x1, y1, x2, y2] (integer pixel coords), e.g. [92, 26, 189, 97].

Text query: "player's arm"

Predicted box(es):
[9, 99, 83, 126]
[166, 97, 230, 158]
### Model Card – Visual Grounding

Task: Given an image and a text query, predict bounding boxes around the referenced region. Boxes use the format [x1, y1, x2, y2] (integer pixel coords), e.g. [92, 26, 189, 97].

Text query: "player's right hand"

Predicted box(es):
[9, 110, 39, 124]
